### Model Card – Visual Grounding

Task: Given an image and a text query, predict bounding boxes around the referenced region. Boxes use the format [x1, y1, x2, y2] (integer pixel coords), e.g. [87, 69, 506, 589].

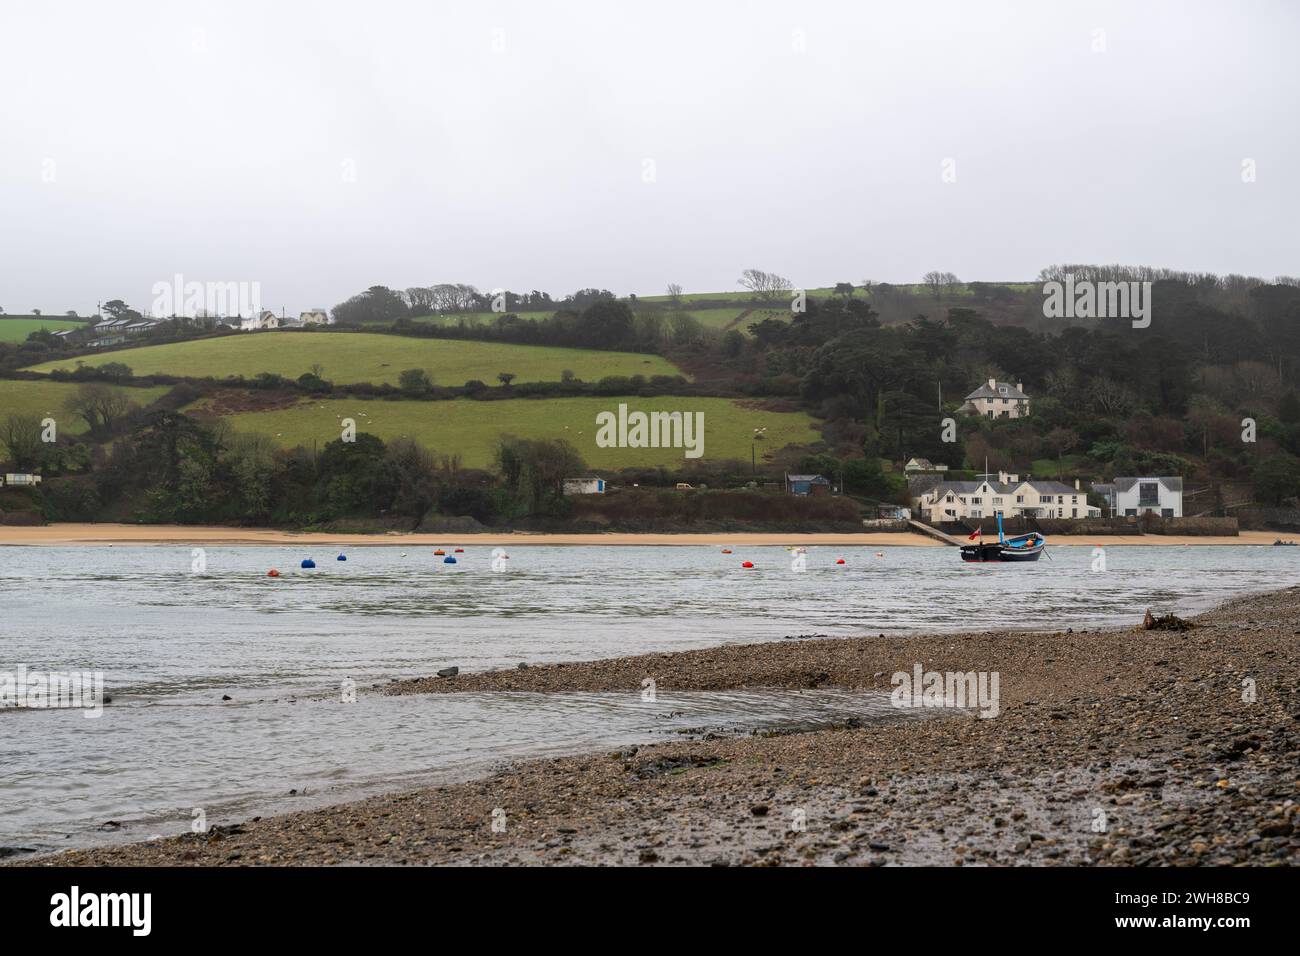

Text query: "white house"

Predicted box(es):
[241, 311, 280, 331]
[298, 309, 331, 326]
[1093, 477, 1183, 518]
[960, 379, 1030, 419]
[2, 474, 43, 487]
[562, 478, 606, 495]
[904, 457, 948, 474]
[916, 472, 1100, 522]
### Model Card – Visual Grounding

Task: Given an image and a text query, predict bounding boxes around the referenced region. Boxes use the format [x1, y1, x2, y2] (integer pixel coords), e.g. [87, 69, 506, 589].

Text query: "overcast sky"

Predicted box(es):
[1, 0, 1296, 315]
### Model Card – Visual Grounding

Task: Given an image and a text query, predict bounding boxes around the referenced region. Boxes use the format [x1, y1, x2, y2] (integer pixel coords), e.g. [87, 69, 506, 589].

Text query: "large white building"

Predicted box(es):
[916, 472, 1099, 522]
[1092, 477, 1183, 517]
[960, 379, 1030, 419]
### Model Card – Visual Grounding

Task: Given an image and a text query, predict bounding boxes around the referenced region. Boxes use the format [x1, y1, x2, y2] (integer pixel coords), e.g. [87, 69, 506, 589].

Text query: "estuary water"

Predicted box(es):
[0, 543, 1291, 853]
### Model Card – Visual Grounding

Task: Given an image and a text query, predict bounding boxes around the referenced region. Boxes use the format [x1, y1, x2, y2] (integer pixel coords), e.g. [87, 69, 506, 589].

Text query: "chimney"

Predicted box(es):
[1075, 479, 1080, 490]
[988, 377, 996, 390]
[1016, 381, 1024, 393]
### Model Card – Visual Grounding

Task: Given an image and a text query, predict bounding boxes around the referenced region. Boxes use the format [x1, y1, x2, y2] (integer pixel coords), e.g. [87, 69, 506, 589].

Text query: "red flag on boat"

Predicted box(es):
[968, 528, 982, 540]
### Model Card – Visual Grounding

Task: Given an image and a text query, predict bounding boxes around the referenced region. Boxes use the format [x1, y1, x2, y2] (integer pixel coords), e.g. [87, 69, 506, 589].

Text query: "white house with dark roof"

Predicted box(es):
[1092, 477, 1183, 517]
[960, 378, 1030, 419]
[916, 472, 1099, 522]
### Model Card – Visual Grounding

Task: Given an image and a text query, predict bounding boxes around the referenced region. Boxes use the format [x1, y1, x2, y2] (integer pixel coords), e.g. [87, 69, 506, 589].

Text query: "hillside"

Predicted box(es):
[195, 395, 819, 469]
[0, 379, 171, 433]
[0, 317, 87, 342]
[24, 331, 683, 386]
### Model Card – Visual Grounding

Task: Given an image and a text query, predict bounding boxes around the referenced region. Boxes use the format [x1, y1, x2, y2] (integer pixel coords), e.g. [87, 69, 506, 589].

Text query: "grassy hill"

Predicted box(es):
[0, 317, 87, 342]
[0, 379, 171, 433]
[25, 332, 683, 386]
[202, 395, 819, 469]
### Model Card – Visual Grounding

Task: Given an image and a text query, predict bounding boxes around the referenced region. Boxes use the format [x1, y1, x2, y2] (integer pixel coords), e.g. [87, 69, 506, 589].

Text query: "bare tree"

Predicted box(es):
[922, 271, 962, 301]
[404, 286, 436, 313]
[738, 269, 793, 303]
[429, 283, 481, 312]
[666, 283, 683, 306]
[0, 415, 45, 470]
[1088, 376, 1135, 417]
[65, 383, 135, 434]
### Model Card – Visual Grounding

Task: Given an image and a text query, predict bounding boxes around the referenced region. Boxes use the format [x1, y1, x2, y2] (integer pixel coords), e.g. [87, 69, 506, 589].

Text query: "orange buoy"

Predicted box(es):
[741, 561, 754, 569]
[721, 548, 732, 554]
[836, 558, 846, 565]
[267, 569, 280, 577]
[875, 552, 885, 558]
[434, 549, 446, 556]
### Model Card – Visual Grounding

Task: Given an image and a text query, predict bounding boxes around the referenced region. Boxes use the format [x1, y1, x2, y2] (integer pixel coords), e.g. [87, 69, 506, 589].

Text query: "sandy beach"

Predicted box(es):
[0, 523, 1283, 547]
[15, 584, 1299, 867]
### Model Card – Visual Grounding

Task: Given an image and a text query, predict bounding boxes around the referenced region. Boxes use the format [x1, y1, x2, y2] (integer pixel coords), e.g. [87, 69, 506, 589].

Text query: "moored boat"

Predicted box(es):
[959, 513, 1046, 562]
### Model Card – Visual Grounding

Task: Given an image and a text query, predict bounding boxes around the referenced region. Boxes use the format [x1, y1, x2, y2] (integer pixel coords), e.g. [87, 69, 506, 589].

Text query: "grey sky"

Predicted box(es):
[2, 0, 1296, 316]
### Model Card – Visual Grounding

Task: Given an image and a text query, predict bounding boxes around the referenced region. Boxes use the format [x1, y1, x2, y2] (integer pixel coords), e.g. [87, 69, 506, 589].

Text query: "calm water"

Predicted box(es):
[0, 543, 1292, 852]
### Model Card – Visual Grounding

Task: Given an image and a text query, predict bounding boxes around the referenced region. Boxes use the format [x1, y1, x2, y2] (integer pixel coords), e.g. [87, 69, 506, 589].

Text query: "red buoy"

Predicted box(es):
[721, 549, 732, 554]
[741, 561, 754, 569]
[267, 569, 280, 577]
[836, 558, 846, 565]
[454, 548, 464, 553]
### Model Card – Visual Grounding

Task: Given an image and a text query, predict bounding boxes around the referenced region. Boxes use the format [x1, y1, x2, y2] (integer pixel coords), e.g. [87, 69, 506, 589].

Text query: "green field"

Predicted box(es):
[209, 396, 820, 469]
[0, 379, 171, 434]
[25, 332, 684, 386]
[0, 318, 86, 342]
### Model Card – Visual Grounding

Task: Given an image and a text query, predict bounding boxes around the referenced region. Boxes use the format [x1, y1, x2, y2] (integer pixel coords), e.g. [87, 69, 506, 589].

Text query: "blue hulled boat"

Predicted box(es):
[959, 513, 1046, 562]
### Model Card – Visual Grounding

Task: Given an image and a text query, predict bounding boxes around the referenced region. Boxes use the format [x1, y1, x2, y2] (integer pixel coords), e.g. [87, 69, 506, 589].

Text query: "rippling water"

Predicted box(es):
[0, 543, 1293, 852]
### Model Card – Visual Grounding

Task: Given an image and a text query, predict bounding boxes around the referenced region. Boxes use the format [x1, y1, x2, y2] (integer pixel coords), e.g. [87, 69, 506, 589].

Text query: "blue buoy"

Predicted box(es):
[337, 554, 347, 561]
[443, 556, 457, 564]
[301, 559, 316, 569]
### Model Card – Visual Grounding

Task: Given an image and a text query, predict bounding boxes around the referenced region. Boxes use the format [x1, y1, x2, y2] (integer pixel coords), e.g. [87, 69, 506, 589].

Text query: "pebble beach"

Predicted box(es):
[14, 585, 1300, 867]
